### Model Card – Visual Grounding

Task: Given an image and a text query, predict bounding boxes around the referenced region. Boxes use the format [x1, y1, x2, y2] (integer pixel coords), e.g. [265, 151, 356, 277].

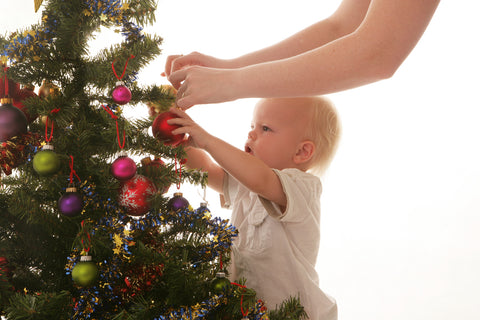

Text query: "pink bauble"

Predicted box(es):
[111, 155, 137, 181]
[118, 174, 157, 216]
[112, 81, 132, 105]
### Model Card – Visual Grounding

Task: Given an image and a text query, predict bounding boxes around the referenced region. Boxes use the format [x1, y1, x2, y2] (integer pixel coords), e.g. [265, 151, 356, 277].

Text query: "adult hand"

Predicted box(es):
[163, 52, 230, 78]
[167, 66, 239, 110]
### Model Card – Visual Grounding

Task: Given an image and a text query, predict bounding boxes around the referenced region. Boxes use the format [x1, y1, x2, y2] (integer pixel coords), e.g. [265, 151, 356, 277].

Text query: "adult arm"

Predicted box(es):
[168, 0, 440, 109]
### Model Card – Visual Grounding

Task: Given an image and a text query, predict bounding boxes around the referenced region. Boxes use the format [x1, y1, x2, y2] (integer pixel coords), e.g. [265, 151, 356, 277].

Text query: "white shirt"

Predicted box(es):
[222, 168, 337, 320]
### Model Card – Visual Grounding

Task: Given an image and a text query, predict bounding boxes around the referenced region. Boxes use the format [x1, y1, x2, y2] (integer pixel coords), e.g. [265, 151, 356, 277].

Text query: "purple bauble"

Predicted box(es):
[58, 188, 84, 217]
[167, 192, 189, 211]
[112, 81, 131, 105]
[0, 98, 28, 142]
[111, 155, 137, 181]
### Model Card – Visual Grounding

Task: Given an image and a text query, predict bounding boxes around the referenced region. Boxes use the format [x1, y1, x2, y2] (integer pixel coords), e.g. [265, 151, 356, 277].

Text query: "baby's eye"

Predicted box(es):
[262, 126, 271, 132]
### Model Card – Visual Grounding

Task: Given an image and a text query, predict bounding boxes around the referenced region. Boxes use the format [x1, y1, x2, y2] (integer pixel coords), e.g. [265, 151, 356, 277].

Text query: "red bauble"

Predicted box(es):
[118, 174, 157, 216]
[151, 111, 185, 146]
[13, 87, 38, 123]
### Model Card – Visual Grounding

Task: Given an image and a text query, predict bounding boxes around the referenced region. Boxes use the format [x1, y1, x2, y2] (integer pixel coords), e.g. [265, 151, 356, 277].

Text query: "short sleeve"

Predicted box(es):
[221, 172, 240, 209]
[259, 169, 322, 223]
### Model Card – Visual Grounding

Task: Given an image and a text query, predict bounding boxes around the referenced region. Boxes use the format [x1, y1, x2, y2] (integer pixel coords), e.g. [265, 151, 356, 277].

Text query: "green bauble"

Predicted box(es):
[72, 256, 98, 287]
[33, 144, 60, 176]
[211, 272, 231, 294]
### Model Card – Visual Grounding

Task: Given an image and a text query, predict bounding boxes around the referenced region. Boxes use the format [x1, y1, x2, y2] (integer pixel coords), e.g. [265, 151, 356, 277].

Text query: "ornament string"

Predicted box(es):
[44, 108, 60, 142]
[174, 154, 182, 190]
[102, 104, 125, 149]
[80, 220, 92, 255]
[44, 118, 54, 142]
[69, 155, 81, 184]
[231, 282, 248, 318]
[3, 66, 8, 97]
[111, 55, 135, 80]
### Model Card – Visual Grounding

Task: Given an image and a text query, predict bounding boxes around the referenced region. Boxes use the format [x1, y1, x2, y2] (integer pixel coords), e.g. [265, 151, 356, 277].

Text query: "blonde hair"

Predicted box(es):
[303, 96, 342, 175]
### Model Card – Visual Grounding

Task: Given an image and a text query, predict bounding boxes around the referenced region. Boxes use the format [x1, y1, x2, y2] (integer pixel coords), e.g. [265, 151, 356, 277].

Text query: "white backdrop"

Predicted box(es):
[2, 1, 480, 319]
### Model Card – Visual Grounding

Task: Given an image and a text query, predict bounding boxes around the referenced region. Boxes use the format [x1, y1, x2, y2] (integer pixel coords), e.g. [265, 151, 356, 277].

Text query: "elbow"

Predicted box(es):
[365, 49, 405, 82]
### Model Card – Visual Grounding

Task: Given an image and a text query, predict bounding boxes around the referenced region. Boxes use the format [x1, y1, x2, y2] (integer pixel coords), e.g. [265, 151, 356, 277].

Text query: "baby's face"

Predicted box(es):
[245, 99, 310, 170]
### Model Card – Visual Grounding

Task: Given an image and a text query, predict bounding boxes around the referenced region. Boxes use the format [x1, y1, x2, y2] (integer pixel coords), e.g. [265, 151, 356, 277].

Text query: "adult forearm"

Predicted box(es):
[226, 0, 371, 69]
[226, 19, 346, 68]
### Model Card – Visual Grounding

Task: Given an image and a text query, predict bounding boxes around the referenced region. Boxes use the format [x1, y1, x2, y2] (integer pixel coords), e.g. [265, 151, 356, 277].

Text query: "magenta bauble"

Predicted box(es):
[151, 111, 185, 146]
[111, 155, 137, 181]
[0, 98, 28, 142]
[118, 174, 157, 216]
[112, 81, 131, 105]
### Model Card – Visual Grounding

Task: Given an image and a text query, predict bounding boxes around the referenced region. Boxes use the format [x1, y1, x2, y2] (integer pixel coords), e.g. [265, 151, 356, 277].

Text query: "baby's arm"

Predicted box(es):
[169, 108, 287, 208]
[181, 146, 224, 194]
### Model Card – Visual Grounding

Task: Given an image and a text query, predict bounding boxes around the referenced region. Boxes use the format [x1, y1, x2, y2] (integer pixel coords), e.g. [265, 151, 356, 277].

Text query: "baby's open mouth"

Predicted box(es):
[245, 145, 252, 154]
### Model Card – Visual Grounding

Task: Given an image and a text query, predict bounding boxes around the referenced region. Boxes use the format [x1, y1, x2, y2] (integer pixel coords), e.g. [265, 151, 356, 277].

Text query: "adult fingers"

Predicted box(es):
[167, 68, 187, 90]
[164, 54, 182, 77]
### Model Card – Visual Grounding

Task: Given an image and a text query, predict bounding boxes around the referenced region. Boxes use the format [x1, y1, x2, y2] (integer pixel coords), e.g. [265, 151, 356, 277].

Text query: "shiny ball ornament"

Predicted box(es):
[167, 192, 189, 211]
[33, 144, 61, 176]
[111, 153, 137, 181]
[151, 111, 185, 146]
[58, 187, 83, 217]
[211, 272, 231, 294]
[0, 98, 28, 142]
[72, 255, 98, 287]
[118, 174, 157, 216]
[112, 81, 131, 105]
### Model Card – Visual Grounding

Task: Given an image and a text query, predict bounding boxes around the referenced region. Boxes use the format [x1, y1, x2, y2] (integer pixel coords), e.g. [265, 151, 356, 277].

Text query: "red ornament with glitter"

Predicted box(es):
[118, 174, 157, 216]
[151, 111, 185, 146]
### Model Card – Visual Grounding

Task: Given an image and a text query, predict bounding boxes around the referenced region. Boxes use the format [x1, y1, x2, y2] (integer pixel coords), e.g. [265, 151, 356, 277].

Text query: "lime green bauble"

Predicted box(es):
[72, 256, 98, 287]
[33, 144, 60, 176]
[211, 272, 231, 294]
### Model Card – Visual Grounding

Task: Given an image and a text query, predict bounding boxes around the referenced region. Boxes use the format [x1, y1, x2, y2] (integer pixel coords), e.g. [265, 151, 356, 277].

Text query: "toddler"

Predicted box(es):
[167, 96, 341, 319]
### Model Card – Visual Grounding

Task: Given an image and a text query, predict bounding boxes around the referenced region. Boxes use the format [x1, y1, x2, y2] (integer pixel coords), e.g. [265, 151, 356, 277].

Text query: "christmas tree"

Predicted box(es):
[0, 1, 306, 319]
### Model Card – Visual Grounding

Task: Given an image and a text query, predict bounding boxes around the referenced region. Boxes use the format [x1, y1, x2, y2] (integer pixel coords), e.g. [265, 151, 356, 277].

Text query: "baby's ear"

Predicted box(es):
[293, 141, 315, 164]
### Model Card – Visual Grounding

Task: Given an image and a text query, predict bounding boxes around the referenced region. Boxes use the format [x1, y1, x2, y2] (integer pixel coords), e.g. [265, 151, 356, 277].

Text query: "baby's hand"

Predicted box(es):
[167, 108, 213, 150]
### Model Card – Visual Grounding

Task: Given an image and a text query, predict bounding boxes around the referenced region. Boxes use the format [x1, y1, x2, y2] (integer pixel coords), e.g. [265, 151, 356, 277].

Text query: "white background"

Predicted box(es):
[2, 1, 480, 319]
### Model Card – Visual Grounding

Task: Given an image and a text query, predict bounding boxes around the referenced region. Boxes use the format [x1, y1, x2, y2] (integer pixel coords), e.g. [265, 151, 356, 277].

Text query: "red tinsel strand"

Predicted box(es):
[111, 55, 135, 80]
[69, 155, 81, 184]
[220, 252, 223, 270]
